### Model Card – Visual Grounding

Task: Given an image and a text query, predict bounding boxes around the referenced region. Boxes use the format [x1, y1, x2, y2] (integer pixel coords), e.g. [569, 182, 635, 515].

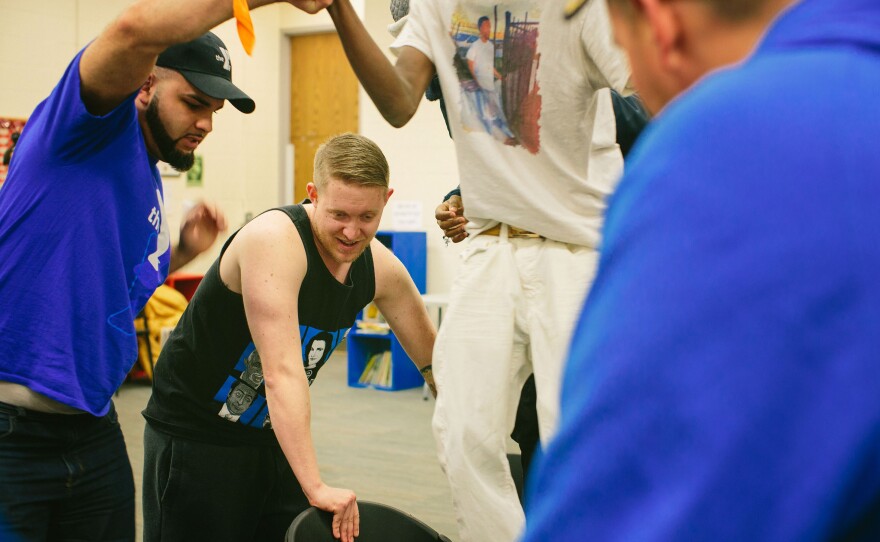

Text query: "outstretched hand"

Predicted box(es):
[285, 0, 334, 14]
[435, 195, 468, 243]
[178, 202, 228, 258]
[309, 484, 359, 542]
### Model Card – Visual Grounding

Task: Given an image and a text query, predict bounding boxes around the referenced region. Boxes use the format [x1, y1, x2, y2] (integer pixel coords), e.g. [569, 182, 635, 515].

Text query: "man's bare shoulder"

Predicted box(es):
[220, 208, 307, 292]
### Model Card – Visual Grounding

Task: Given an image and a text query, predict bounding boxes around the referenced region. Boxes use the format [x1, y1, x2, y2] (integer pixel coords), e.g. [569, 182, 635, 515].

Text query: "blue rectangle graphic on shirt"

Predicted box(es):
[213, 344, 270, 428]
[210, 326, 348, 429]
[300, 326, 348, 384]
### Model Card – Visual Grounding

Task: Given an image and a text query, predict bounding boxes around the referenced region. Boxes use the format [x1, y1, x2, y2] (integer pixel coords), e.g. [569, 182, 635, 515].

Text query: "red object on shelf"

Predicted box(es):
[165, 273, 204, 301]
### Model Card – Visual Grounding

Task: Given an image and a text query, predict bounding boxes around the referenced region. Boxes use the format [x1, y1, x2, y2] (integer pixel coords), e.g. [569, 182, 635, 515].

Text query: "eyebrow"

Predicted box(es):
[184, 93, 225, 111]
[330, 209, 377, 217]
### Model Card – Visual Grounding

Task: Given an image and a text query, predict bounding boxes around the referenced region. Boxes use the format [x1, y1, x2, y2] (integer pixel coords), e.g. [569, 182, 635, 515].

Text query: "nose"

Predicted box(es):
[194, 113, 213, 134]
[342, 224, 359, 240]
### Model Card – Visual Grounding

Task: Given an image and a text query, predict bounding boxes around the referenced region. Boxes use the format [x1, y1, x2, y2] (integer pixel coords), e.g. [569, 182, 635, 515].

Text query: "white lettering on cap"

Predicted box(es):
[218, 47, 231, 71]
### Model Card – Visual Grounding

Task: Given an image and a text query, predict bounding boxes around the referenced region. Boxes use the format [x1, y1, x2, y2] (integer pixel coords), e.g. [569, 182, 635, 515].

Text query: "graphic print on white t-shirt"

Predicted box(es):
[450, 1, 541, 153]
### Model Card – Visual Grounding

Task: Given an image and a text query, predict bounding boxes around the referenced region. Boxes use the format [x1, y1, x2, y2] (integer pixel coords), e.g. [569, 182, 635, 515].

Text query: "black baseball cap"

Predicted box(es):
[156, 32, 255, 114]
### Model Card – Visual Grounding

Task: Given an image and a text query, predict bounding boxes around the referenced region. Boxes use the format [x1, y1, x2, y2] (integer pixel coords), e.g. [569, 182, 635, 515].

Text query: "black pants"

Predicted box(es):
[0, 401, 134, 542]
[511, 375, 540, 487]
[142, 423, 310, 542]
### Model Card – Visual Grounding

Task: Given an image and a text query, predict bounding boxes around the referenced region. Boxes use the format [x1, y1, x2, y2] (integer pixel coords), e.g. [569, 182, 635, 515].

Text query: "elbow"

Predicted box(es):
[109, 8, 148, 48]
[104, 14, 143, 49]
[381, 92, 420, 128]
[386, 115, 412, 129]
[382, 109, 415, 128]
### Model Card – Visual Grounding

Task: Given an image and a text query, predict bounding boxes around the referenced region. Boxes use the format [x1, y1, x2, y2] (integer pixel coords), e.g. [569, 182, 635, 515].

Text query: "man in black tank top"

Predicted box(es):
[142, 134, 437, 542]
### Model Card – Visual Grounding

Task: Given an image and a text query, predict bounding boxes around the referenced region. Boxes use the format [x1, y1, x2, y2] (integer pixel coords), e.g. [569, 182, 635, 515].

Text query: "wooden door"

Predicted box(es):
[290, 33, 359, 203]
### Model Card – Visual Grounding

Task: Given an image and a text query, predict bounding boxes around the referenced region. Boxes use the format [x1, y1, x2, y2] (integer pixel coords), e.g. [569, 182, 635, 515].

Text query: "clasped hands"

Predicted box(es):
[285, 0, 334, 14]
[435, 194, 468, 244]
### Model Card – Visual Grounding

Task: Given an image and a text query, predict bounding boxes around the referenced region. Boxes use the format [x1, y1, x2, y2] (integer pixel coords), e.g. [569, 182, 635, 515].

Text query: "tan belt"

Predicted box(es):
[481, 224, 543, 239]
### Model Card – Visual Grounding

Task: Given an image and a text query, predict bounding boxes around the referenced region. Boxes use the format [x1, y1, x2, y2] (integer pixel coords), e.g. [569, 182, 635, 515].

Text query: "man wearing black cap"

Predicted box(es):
[0, 1, 311, 540]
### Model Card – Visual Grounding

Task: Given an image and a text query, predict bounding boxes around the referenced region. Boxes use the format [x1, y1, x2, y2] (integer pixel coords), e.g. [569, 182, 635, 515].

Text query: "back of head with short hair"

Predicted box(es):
[609, 0, 768, 22]
[313, 133, 390, 189]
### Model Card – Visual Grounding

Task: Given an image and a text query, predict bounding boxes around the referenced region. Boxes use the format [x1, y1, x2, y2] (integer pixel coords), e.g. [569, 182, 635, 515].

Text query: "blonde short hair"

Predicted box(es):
[313, 133, 390, 189]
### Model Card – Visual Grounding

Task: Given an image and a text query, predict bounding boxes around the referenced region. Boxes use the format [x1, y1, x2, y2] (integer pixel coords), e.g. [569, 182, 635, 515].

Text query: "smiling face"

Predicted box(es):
[307, 178, 391, 267]
[140, 69, 224, 170]
[307, 339, 327, 366]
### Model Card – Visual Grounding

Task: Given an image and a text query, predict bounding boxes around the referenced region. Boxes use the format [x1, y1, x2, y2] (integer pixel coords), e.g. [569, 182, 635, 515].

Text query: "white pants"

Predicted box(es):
[432, 227, 598, 542]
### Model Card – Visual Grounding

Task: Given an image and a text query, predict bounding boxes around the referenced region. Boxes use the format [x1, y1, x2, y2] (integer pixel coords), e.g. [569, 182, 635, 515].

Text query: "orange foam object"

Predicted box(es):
[233, 0, 255, 55]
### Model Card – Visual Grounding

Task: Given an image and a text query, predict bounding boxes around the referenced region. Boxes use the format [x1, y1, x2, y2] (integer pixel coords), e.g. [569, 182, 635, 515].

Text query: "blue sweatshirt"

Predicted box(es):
[523, 0, 880, 540]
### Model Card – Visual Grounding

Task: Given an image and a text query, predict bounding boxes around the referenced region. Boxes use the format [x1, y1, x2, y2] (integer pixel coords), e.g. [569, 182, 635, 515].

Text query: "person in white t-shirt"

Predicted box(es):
[463, 15, 515, 143]
[295, 0, 630, 540]
[467, 17, 498, 90]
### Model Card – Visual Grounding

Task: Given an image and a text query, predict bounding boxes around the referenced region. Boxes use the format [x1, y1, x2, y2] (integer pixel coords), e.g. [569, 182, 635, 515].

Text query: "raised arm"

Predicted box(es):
[79, 0, 308, 115]
[371, 240, 437, 395]
[326, 0, 435, 127]
[231, 210, 359, 542]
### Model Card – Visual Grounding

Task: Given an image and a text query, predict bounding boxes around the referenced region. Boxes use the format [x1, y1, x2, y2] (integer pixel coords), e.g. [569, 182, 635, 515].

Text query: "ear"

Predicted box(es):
[306, 182, 318, 203]
[384, 187, 394, 203]
[136, 73, 157, 109]
[641, 0, 686, 72]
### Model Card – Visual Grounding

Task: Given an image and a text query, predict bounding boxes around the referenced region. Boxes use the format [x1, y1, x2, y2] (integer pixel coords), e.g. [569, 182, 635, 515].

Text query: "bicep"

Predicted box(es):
[79, 18, 162, 115]
[238, 220, 307, 374]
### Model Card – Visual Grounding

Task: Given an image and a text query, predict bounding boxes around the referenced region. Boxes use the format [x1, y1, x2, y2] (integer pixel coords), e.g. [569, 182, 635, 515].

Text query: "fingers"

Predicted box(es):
[287, 0, 332, 14]
[340, 499, 358, 542]
[215, 210, 228, 231]
[189, 202, 228, 231]
[332, 511, 341, 540]
[202, 202, 228, 232]
[440, 218, 467, 238]
[330, 495, 358, 542]
[319, 486, 357, 541]
[437, 197, 468, 242]
[434, 202, 453, 221]
[353, 500, 360, 539]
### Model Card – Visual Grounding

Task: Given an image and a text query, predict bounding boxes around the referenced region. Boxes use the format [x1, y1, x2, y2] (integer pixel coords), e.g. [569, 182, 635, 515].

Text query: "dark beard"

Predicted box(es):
[145, 95, 195, 172]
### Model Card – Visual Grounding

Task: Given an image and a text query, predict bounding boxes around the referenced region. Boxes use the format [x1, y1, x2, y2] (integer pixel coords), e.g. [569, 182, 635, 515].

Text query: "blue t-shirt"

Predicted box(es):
[0, 50, 170, 416]
[523, 0, 880, 540]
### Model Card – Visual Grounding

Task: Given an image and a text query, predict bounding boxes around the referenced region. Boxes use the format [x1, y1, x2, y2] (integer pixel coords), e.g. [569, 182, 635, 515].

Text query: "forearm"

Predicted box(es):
[82, 0, 282, 114]
[265, 369, 325, 498]
[110, 0, 278, 53]
[378, 289, 435, 372]
[326, 0, 423, 127]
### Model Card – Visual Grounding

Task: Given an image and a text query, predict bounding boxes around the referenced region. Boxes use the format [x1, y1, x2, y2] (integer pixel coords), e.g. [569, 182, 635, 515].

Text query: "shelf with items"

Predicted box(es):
[347, 230, 426, 391]
[347, 332, 425, 391]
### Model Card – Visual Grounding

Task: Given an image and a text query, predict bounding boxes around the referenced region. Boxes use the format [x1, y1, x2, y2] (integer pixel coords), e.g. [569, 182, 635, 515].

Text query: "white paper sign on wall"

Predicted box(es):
[391, 200, 423, 231]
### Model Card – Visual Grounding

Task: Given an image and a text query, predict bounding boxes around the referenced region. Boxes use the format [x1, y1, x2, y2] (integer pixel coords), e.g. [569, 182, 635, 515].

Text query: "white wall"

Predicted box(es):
[0, 0, 462, 293]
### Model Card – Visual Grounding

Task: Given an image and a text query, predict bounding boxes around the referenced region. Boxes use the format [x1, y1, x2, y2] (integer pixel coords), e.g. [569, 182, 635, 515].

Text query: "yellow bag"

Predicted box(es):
[134, 284, 188, 380]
